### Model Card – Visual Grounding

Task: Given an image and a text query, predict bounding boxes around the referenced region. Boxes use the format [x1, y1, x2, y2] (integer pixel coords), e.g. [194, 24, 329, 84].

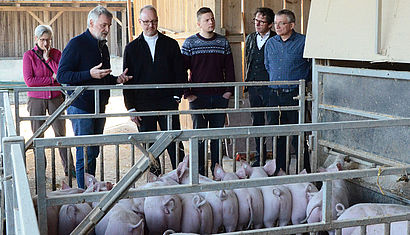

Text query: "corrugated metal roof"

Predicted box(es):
[304, 0, 410, 63]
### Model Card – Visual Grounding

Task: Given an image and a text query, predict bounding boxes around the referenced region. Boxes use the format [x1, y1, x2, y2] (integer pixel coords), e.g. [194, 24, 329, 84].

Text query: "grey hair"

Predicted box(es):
[276, 9, 296, 23]
[34, 25, 53, 38]
[87, 5, 113, 28]
[139, 5, 157, 17]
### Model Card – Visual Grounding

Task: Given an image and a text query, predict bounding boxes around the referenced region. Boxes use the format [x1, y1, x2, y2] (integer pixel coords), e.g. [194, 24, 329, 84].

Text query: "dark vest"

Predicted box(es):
[245, 31, 275, 82]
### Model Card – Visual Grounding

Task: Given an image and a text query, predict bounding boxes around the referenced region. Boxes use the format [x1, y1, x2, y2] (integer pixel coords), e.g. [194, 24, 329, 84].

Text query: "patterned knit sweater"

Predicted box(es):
[181, 33, 235, 97]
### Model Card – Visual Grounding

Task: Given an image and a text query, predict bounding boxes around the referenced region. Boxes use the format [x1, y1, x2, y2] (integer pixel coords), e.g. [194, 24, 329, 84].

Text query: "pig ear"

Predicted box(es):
[336, 162, 343, 171]
[163, 198, 176, 214]
[318, 167, 326, 173]
[235, 167, 247, 179]
[183, 155, 189, 164]
[299, 169, 307, 174]
[106, 182, 113, 190]
[277, 168, 286, 176]
[84, 173, 97, 187]
[147, 172, 158, 183]
[264, 160, 276, 176]
[61, 181, 70, 190]
[213, 163, 225, 181]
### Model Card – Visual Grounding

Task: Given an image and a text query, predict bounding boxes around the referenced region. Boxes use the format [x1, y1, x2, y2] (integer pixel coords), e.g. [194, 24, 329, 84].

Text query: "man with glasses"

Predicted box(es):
[264, 9, 311, 174]
[181, 7, 235, 176]
[123, 5, 186, 176]
[245, 7, 276, 167]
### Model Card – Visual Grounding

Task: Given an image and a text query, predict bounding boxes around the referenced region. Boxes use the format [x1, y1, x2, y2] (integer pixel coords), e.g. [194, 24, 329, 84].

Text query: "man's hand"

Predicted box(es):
[116, 68, 133, 84]
[90, 63, 112, 79]
[222, 92, 232, 100]
[131, 116, 142, 127]
[186, 95, 197, 102]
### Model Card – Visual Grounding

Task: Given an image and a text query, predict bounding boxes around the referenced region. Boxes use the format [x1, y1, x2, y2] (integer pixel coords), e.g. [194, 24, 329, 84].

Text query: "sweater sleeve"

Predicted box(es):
[224, 40, 235, 93]
[181, 38, 192, 98]
[264, 39, 272, 72]
[23, 51, 53, 87]
[57, 40, 93, 85]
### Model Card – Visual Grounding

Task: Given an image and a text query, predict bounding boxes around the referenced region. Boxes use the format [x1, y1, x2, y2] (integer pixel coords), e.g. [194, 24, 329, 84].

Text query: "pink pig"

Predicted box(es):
[214, 163, 264, 230]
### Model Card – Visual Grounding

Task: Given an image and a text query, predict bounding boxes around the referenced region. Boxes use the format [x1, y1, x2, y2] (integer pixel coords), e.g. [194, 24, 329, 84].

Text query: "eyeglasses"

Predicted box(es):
[252, 18, 268, 25]
[273, 22, 290, 26]
[140, 19, 158, 26]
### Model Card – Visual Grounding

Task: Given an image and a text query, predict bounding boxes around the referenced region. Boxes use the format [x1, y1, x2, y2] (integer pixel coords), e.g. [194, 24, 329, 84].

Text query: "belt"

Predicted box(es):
[272, 88, 295, 93]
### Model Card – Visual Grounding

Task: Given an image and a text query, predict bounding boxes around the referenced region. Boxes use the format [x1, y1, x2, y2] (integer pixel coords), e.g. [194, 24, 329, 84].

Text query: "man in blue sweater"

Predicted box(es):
[57, 6, 131, 189]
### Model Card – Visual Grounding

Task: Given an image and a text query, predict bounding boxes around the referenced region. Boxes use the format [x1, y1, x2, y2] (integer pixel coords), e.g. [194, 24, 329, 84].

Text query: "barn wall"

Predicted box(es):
[0, 10, 124, 58]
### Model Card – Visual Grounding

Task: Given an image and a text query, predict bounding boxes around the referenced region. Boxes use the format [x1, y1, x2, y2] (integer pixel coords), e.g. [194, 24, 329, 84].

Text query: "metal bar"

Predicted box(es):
[71, 132, 181, 235]
[130, 144, 134, 188]
[20, 105, 300, 121]
[319, 140, 405, 167]
[25, 86, 86, 150]
[319, 104, 404, 120]
[246, 137, 250, 163]
[322, 180, 333, 223]
[68, 147, 73, 187]
[33, 119, 410, 148]
[360, 225, 366, 235]
[116, 144, 120, 183]
[375, 0, 382, 55]
[219, 139, 223, 167]
[315, 65, 410, 81]
[3, 138, 16, 234]
[94, 89, 100, 115]
[161, 153, 165, 175]
[35, 146, 48, 235]
[204, 139, 208, 177]
[234, 85, 240, 109]
[297, 80, 306, 173]
[383, 223, 390, 235]
[51, 148, 56, 191]
[189, 138, 199, 185]
[259, 137, 264, 166]
[176, 141, 181, 165]
[286, 136, 290, 174]
[47, 166, 410, 207]
[100, 145, 104, 181]
[311, 60, 320, 173]
[13, 91, 21, 136]
[273, 136, 277, 160]
[232, 138, 237, 172]
[3, 137, 40, 235]
[84, 147, 88, 173]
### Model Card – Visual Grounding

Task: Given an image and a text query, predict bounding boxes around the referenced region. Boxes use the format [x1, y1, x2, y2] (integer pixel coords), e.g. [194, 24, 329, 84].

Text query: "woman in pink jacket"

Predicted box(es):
[23, 25, 74, 176]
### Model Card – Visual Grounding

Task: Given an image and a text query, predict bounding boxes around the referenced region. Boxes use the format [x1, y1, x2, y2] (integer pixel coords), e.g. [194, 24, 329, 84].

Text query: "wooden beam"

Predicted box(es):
[0, 6, 125, 12]
[4, 1, 127, 3]
[127, 0, 133, 42]
[113, 15, 122, 27]
[27, 11, 45, 25]
[48, 11, 64, 25]
[121, 9, 127, 53]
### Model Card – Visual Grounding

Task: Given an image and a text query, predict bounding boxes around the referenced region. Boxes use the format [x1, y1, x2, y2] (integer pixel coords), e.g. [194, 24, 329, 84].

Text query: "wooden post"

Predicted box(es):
[122, 9, 127, 52]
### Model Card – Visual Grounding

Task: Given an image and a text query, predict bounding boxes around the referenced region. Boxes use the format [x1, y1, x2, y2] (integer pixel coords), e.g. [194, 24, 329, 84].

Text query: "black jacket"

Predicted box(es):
[57, 29, 117, 113]
[123, 32, 187, 111]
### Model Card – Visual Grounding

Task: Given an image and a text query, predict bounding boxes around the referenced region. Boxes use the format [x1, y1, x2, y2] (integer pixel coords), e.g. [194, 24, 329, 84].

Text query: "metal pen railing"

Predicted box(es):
[0, 91, 40, 235]
[12, 80, 309, 185]
[32, 118, 410, 235]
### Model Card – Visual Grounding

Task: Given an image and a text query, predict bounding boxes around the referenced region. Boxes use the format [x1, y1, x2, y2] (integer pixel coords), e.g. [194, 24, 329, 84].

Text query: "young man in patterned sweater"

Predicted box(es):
[181, 7, 235, 176]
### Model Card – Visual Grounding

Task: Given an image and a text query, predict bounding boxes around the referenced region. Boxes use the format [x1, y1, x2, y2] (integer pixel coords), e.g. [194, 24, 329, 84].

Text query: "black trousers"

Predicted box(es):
[137, 99, 185, 176]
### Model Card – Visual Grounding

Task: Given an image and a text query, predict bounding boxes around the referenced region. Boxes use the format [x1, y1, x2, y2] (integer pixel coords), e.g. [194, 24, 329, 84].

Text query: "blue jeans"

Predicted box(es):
[67, 106, 106, 189]
[189, 94, 229, 176]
